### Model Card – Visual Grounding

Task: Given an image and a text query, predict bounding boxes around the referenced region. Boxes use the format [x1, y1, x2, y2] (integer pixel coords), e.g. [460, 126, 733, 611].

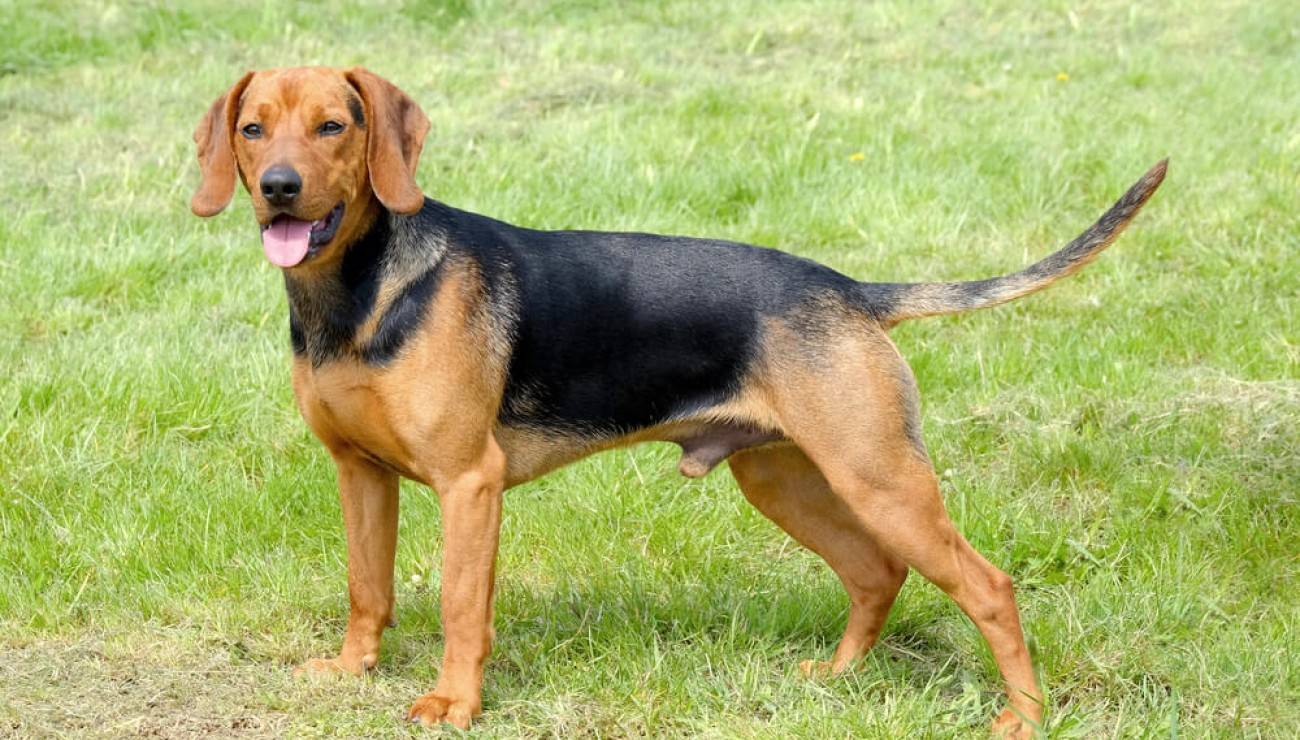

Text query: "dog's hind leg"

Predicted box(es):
[729, 444, 907, 675]
[819, 459, 1041, 738]
[767, 328, 1043, 738]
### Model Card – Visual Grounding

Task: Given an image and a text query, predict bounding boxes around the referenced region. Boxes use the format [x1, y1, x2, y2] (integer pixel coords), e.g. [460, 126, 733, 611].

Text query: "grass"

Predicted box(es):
[1, 0, 1297, 736]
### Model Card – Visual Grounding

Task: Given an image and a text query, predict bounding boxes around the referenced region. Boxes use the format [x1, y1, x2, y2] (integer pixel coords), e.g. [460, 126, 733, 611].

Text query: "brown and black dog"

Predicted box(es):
[192, 66, 1165, 736]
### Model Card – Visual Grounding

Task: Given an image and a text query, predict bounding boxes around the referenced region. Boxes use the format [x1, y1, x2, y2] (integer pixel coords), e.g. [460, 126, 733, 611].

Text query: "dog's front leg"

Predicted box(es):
[407, 437, 506, 730]
[296, 451, 399, 676]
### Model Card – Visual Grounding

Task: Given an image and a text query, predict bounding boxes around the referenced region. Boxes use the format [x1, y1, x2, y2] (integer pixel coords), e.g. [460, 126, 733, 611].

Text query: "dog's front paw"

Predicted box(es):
[991, 707, 1037, 739]
[798, 659, 831, 678]
[798, 658, 856, 678]
[292, 653, 376, 678]
[406, 691, 481, 730]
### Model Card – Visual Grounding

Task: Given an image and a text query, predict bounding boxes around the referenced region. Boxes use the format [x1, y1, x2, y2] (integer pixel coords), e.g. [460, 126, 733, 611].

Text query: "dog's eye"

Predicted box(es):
[318, 120, 345, 136]
[240, 123, 263, 140]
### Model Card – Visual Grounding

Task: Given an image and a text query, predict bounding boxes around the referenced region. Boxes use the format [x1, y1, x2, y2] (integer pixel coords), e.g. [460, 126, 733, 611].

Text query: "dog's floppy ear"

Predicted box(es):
[345, 67, 430, 215]
[191, 71, 255, 217]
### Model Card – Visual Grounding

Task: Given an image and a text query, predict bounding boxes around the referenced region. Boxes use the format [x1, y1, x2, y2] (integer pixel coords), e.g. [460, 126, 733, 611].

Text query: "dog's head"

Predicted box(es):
[191, 67, 430, 268]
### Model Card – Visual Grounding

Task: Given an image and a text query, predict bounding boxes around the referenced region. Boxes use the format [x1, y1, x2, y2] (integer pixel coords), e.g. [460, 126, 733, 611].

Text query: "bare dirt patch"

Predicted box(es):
[0, 635, 289, 739]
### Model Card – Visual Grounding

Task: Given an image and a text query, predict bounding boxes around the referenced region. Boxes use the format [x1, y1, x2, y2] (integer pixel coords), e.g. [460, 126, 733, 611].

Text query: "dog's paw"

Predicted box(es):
[798, 659, 831, 678]
[991, 707, 1037, 739]
[406, 691, 481, 730]
[292, 653, 376, 678]
[798, 658, 855, 679]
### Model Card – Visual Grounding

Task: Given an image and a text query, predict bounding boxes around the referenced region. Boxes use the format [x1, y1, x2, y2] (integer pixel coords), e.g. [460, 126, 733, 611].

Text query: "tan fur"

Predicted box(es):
[191, 71, 254, 217]
[345, 68, 430, 215]
[295, 265, 503, 483]
[730, 444, 908, 675]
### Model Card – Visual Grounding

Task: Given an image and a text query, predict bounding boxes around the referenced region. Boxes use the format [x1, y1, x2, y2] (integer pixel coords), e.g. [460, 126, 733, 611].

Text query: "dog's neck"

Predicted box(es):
[283, 199, 450, 366]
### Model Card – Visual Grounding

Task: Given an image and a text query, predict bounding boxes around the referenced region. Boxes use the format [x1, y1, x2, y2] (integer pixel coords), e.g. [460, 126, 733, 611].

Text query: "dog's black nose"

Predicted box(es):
[260, 166, 302, 206]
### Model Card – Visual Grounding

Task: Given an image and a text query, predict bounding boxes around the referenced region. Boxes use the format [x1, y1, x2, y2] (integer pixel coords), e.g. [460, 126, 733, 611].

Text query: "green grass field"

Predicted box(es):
[2, 1, 1297, 736]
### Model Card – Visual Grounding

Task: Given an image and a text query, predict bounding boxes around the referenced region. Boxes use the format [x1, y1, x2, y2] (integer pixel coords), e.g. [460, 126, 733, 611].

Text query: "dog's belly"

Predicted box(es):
[496, 417, 784, 486]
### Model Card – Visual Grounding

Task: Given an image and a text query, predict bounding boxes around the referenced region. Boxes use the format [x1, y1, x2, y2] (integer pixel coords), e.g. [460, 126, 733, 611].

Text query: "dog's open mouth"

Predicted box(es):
[260, 203, 344, 267]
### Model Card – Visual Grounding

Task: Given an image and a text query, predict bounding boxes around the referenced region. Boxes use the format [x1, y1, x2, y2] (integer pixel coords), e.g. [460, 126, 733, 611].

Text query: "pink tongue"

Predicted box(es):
[261, 217, 313, 267]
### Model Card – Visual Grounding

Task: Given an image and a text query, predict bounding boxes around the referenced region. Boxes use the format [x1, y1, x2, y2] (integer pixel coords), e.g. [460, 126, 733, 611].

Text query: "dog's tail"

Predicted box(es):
[866, 159, 1167, 327]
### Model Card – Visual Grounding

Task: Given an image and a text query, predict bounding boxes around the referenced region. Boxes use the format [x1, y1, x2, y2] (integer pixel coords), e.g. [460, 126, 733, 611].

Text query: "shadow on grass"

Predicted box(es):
[371, 576, 972, 701]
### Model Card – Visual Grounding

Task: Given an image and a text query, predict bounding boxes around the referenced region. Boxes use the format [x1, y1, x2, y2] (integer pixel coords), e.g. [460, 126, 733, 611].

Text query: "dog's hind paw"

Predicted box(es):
[798, 658, 856, 678]
[992, 707, 1038, 739]
[798, 659, 831, 678]
[406, 691, 481, 730]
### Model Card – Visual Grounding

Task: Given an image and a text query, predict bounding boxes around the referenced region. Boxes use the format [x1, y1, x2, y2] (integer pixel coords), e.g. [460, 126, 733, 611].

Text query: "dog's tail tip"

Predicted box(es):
[1142, 157, 1170, 193]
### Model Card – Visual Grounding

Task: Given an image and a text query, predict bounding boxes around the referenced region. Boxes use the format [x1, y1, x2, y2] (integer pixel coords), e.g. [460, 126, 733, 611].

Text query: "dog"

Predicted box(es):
[191, 66, 1165, 737]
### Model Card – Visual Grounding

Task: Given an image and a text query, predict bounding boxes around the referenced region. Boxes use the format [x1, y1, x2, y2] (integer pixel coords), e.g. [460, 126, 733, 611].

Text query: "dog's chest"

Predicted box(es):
[293, 360, 430, 479]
